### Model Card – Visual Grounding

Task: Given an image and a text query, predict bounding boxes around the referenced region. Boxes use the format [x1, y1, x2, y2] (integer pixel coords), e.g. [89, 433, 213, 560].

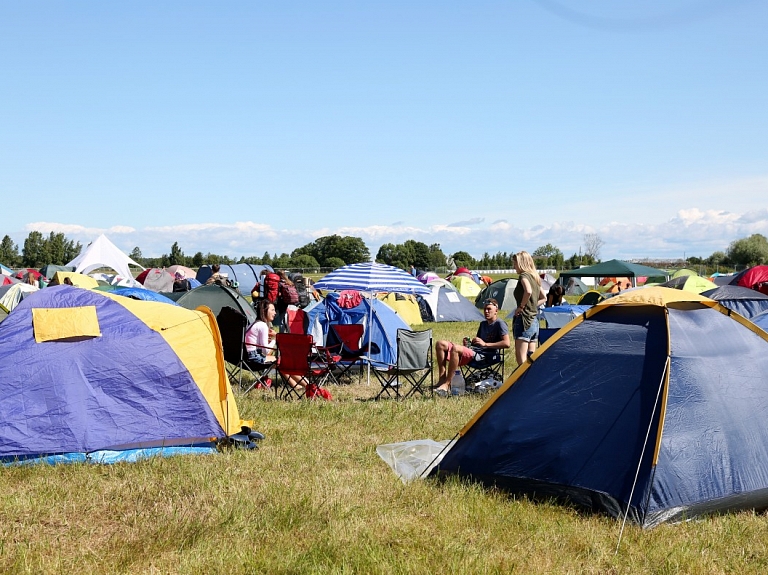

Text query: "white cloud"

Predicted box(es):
[14, 206, 768, 262]
[447, 217, 485, 228]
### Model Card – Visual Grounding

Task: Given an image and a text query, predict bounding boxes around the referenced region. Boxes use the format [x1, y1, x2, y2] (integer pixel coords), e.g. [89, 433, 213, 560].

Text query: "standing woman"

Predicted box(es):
[512, 251, 546, 366]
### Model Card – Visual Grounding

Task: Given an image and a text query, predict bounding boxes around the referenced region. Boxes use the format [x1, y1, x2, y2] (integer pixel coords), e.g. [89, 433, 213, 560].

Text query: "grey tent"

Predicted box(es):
[196, 263, 274, 296]
[563, 277, 588, 296]
[39, 264, 75, 279]
[701, 285, 768, 319]
[419, 283, 483, 322]
[475, 278, 518, 311]
[164, 283, 257, 326]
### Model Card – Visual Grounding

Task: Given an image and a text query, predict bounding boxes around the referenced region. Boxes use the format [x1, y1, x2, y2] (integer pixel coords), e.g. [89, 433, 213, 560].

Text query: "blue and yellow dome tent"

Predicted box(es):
[0, 285, 245, 464]
[431, 287, 768, 528]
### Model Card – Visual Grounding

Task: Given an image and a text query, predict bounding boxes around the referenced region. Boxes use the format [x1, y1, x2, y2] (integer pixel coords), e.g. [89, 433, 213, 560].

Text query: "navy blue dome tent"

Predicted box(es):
[700, 285, 768, 319]
[431, 287, 768, 528]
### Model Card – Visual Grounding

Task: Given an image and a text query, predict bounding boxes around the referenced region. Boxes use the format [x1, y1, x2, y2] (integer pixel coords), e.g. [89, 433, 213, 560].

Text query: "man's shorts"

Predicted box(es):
[445, 342, 481, 366]
[513, 316, 539, 343]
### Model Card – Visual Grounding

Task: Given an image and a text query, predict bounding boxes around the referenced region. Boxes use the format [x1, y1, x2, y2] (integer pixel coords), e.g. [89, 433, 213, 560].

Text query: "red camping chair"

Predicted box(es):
[285, 307, 308, 334]
[284, 307, 341, 384]
[274, 333, 332, 400]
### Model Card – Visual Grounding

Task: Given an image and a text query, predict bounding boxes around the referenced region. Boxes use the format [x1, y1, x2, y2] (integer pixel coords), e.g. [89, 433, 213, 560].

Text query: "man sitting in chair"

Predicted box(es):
[433, 298, 510, 397]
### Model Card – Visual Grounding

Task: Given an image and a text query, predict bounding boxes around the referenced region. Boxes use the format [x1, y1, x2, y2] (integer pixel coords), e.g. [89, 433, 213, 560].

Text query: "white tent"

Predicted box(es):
[66, 235, 144, 286]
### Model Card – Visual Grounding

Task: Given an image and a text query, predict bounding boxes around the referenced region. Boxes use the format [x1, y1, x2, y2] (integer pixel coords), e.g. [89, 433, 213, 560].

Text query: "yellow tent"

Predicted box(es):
[49, 271, 100, 289]
[377, 292, 423, 325]
[451, 275, 482, 299]
[103, 293, 247, 436]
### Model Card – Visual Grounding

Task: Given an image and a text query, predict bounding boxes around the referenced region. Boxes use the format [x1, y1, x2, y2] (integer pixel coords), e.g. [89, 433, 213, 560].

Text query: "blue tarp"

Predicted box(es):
[111, 287, 179, 305]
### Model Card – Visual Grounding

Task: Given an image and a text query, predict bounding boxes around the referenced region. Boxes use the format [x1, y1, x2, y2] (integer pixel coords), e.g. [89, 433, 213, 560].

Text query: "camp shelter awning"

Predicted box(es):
[559, 260, 668, 286]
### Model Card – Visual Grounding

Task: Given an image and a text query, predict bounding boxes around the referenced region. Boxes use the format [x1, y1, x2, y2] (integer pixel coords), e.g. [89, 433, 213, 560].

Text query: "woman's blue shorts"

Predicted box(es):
[513, 316, 539, 342]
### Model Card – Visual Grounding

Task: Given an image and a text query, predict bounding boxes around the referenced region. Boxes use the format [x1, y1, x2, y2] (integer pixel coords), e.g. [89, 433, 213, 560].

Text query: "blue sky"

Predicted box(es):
[1, 1, 766, 262]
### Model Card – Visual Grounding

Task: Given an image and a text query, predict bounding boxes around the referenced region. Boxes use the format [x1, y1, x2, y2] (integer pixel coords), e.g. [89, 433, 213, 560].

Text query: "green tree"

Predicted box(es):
[168, 242, 185, 266]
[206, 252, 223, 265]
[191, 251, 204, 267]
[22, 231, 48, 267]
[428, 243, 447, 271]
[0, 235, 20, 267]
[293, 235, 369, 267]
[291, 254, 320, 268]
[706, 250, 728, 269]
[130, 247, 143, 264]
[376, 240, 431, 270]
[46, 232, 66, 264]
[566, 251, 594, 269]
[325, 257, 345, 269]
[272, 253, 292, 269]
[403, 240, 431, 270]
[727, 234, 768, 268]
[451, 251, 475, 268]
[533, 243, 564, 269]
[63, 237, 81, 264]
[375, 243, 397, 266]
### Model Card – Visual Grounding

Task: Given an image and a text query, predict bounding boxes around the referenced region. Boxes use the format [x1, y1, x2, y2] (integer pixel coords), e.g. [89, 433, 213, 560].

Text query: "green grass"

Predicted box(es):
[2, 320, 768, 573]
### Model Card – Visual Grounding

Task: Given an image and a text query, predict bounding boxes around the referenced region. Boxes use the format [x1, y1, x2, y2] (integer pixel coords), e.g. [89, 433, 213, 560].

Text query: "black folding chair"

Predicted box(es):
[218, 306, 274, 392]
[373, 329, 433, 400]
[323, 324, 380, 384]
[461, 347, 505, 391]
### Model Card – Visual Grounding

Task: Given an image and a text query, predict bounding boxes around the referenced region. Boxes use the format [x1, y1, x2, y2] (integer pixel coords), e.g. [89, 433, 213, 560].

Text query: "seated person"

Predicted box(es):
[246, 300, 305, 393]
[206, 264, 228, 286]
[433, 298, 510, 397]
[546, 284, 566, 307]
[245, 299, 278, 364]
[172, 271, 191, 292]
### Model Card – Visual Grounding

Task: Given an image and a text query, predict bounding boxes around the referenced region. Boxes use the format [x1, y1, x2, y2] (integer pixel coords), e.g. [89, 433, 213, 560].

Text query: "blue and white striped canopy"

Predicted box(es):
[314, 262, 431, 295]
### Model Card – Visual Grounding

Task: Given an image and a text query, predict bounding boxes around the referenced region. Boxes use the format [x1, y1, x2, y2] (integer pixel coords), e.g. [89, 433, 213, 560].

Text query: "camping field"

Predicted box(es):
[2, 320, 768, 574]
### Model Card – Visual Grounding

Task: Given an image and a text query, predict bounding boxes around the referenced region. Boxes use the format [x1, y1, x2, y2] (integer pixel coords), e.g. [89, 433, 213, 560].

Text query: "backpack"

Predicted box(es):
[295, 281, 310, 308]
[263, 273, 281, 303]
[279, 282, 300, 306]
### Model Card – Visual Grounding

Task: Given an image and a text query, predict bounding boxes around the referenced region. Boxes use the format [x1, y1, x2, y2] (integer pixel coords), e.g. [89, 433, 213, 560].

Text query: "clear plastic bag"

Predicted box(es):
[376, 439, 456, 483]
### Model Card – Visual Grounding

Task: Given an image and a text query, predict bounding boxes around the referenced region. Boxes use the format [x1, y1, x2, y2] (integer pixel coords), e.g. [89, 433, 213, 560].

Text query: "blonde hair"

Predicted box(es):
[513, 251, 541, 285]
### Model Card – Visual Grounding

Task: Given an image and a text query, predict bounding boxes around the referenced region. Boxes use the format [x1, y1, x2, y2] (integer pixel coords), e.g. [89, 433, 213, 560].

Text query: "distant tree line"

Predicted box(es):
[2, 231, 767, 274]
[0, 232, 82, 268]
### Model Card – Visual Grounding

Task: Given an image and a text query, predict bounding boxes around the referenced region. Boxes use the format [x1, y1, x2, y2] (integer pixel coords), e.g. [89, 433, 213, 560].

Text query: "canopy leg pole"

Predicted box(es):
[366, 293, 375, 385]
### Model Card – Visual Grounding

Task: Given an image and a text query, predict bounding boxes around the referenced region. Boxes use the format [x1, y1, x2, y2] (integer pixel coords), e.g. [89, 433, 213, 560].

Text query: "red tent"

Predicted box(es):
[13, 268, 41, 280]
[734, 265, 768, 295]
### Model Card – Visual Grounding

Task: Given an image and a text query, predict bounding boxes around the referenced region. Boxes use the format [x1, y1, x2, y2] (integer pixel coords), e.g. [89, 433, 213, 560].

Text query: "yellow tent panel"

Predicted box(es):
[377, 292, 423, 325]
[451, 276, 482, 299]
[49, 271, 100, 289]
[104, 293, 246, 436]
